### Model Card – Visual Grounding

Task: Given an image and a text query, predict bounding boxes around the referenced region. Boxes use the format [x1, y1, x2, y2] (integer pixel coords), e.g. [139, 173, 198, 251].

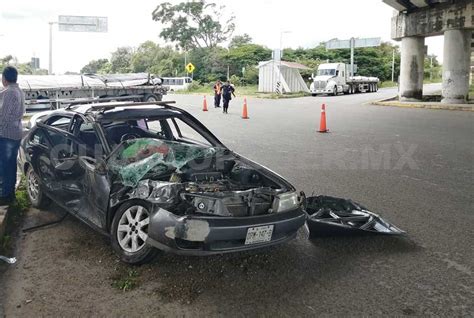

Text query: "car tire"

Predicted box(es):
[333, 86, 338, 96]
[143, 94, 159, 102]
[111, 201, 159, 265]
[26, 166, 50, 208]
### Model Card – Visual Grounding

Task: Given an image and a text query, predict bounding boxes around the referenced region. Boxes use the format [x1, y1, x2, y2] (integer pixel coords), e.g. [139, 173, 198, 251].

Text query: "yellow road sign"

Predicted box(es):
[185, 63, 195, 73]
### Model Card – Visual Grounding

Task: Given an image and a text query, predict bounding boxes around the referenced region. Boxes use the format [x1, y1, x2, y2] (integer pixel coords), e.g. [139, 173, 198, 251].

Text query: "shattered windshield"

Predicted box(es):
[317, 69, 336, 76]
[108, 138, 217, 186]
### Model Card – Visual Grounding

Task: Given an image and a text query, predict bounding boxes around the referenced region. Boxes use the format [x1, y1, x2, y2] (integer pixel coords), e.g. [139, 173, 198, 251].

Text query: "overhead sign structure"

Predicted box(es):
[185, 63, 195, 73]
[58, 15, 108, 33]
[325, 37, 381, 50]
[48, 15, 108, 75]
[325, 37, 381, 77]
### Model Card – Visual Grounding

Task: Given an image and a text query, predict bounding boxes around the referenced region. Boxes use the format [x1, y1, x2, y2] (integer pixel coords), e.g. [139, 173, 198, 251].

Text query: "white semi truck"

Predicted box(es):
[309, 63, 379, 96]
[17, 73, 168, 111]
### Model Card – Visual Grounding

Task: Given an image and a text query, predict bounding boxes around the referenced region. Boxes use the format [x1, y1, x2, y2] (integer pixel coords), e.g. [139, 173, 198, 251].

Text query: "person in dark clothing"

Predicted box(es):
[220, 81, 235, 114]
[213, 80, 222, 108]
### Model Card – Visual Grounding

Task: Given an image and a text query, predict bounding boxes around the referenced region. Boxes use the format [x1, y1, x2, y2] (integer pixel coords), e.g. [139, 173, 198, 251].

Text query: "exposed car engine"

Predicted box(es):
[110, 138, 297, 217]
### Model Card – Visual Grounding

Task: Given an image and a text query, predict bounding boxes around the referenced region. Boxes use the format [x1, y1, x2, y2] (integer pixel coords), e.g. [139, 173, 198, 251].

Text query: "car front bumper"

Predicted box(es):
[146, 207, 306, 255]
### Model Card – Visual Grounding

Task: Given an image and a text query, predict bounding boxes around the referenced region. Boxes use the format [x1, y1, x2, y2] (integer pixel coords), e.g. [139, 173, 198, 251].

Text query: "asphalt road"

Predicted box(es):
[2, 85, 473, 316]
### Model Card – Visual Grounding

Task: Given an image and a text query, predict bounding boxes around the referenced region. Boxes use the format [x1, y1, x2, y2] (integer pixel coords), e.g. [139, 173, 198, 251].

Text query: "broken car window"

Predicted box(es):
[171, 118, 212, 146]
[108, 138, 217, 186]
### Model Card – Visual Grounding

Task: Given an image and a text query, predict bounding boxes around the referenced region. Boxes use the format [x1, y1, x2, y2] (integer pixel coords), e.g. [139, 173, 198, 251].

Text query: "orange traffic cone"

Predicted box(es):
[202, 95, 208, 111]
[242, 97, 249, 119]
[318, 104, 328, 133]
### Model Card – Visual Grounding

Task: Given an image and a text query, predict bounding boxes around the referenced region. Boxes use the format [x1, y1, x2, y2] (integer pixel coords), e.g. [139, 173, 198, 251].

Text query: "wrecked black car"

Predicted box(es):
[18, 102, 306, 264]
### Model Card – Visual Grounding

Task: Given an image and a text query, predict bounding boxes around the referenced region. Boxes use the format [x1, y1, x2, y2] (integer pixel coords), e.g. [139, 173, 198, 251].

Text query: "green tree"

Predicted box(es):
[225, 44, 271, 78]
[188, 47, 228, 82]
[152, 0, 235, 49]
[1, 56, 48, 75]
[130, 41, 183, 76]
[229, 34, 252, 48]
[80, 58, 110, 74]
[110, 47, 133, 73]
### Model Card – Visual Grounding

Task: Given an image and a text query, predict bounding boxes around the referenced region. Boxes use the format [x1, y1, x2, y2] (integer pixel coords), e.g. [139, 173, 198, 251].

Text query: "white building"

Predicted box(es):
[258, 60, 311, 93]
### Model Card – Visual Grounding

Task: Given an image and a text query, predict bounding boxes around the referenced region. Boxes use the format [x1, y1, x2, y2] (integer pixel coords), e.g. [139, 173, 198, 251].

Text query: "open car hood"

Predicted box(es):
[305, 195, 405, 237]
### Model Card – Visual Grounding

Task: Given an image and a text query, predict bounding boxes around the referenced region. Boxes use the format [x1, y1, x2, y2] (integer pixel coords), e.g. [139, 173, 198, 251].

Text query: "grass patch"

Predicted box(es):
[379, 81, 397, 88]
[469, 84, 474, 100]
[423, 78, 442, 84]
[175, 84, 309, 99]
[255, 91, 310, 99]
[111, 268, 140, 292]
[10, 180, 30, 213]
[174, 84, 258, 97]
[0, 235, 12, 251]
[0, 178, 30, 255]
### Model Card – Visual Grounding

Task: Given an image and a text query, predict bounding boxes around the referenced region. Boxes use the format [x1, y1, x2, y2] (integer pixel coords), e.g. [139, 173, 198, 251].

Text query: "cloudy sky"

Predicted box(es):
[0, 0, 443, 74]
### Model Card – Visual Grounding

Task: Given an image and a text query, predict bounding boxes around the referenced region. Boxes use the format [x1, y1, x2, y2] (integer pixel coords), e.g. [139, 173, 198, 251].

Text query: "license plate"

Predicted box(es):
[245, 225, 274, 245]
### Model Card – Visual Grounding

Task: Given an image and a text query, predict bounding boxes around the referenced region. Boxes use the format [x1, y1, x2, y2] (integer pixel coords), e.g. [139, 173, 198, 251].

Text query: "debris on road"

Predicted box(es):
[305, 195, 405, 237]
[0, 255, 17, 264]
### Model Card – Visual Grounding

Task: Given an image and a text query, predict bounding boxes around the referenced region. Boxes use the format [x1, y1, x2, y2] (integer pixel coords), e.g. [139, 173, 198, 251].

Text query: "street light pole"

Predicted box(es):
[391, 49, 395, 82]
[430, 56, 433, 81]
[48, 22, 57, 75]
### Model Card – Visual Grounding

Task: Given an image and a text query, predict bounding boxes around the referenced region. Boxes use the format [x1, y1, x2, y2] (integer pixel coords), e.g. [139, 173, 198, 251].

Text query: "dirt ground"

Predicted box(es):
[1, 205, 315, 317]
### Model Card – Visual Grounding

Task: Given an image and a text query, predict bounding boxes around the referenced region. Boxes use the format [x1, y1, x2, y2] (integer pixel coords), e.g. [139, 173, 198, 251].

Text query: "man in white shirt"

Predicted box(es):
[0, 66, 25, 204]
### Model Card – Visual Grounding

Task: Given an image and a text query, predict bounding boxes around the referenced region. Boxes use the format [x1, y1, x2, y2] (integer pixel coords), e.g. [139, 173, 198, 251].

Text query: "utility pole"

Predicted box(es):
[350, 37, 355, 77]
[391, 49, 395, 82]
[184, 48, 188, 77]
[48, 22, 56, 75]
[430, 56, 433, 81]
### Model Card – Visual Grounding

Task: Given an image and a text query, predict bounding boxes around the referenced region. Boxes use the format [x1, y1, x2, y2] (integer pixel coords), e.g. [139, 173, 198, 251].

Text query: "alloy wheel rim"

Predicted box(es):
[117, 205, 150, 253]
[27, 170, 39, 202]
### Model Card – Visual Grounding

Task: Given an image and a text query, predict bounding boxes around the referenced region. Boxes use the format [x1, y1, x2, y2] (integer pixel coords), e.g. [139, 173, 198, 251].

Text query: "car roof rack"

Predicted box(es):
[64, 95, 145, 110]
[85, 101, 177, 113]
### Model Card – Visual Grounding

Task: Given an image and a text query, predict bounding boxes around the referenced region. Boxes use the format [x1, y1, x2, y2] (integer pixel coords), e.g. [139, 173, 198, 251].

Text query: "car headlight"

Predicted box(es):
[136, 181, 151, 199]
[273, 192, 299, 213]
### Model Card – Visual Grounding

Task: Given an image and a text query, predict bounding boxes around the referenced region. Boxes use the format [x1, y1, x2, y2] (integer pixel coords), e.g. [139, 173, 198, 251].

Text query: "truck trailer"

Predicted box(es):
[17, 73, 168, 111]
[310, 63, 379, 96]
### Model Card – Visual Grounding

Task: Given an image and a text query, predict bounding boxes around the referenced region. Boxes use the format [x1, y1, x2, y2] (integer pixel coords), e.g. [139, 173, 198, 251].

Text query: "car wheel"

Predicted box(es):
[143, 94, 159, 102]
[111, 201, 159, 265]
[26, 166, 50, 208]
[333, 86, 338, 96]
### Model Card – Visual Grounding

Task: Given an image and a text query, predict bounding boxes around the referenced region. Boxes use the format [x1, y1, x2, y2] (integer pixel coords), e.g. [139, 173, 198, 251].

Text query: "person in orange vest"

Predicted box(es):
[213, 80, 222, 108]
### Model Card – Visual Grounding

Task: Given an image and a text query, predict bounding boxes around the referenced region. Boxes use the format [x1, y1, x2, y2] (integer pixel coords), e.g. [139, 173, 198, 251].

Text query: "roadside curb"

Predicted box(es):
[371, 97, 474, 111]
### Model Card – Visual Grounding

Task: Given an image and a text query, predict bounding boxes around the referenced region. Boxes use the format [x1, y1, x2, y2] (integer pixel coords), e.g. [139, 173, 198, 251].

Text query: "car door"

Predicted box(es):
[38, 123, 86, 212]
[71, 114, 111, 230]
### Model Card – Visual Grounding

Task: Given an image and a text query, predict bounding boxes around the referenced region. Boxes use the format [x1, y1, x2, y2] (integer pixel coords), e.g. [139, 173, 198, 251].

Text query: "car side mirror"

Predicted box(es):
[79, 156, 107, 175]
[96, 159, 108, 175]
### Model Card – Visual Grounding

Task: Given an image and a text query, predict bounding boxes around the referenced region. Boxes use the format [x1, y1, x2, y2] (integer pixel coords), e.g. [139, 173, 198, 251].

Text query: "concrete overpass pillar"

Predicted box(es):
[399, 36, 425, 101]
[441, 29, 472, 104]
